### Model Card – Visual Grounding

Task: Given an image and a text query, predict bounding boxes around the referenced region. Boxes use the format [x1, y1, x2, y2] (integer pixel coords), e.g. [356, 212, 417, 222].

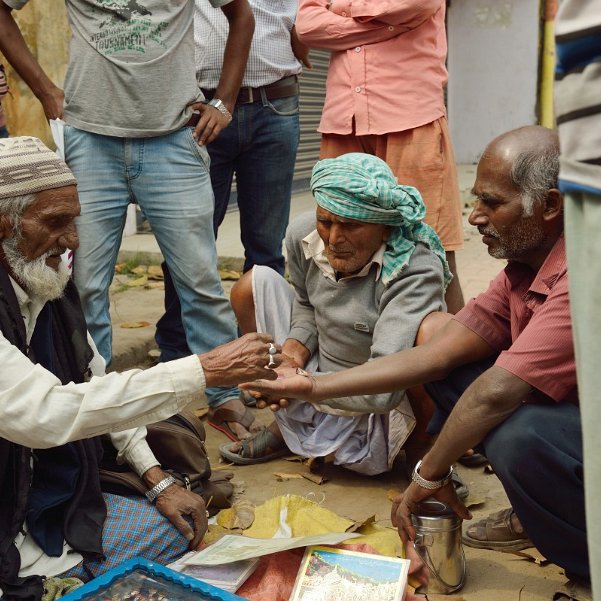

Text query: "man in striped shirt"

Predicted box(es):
[556, 1, 601, 596]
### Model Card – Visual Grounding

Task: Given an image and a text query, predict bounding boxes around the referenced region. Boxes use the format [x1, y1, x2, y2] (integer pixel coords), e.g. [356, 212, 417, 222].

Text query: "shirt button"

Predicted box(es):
[355, 86, 361, 93]
[355, 46, 361, 52]
[388, 26, 394, 31]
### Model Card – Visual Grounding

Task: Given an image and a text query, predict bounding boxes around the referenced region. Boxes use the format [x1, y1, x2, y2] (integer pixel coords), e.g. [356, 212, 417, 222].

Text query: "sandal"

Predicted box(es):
[458, 451, 489, 467]
[208, 401, 264, 442]
[219, 429, 288, 465]
[553, 579, 593, 601]
[462, 507, 533, 551]
[452, 470, 469, 501]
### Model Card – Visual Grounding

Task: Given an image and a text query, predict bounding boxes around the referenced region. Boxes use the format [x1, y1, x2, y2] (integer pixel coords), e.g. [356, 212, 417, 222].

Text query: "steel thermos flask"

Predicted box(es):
[411, 499, 467, 594]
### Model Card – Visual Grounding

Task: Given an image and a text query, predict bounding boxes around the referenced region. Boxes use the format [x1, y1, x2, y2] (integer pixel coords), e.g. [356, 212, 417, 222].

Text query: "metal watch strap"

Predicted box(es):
[411, 460, 454, 490]
[207, 98, 232, 122]
[145, 475, 177, 503]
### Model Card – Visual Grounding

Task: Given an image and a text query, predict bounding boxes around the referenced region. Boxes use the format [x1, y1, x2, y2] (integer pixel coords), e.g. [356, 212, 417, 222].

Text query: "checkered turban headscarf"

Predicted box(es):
[310, 153, 451, 288]
[0, 136, 77, 200]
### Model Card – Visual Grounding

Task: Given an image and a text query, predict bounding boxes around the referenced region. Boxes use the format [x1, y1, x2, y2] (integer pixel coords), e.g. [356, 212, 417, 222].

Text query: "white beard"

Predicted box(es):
[2, 236, 71, 302]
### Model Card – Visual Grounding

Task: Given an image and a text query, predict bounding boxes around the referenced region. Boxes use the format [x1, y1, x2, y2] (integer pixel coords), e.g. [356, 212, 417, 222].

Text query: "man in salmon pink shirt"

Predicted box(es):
[296, 0, 465, 313]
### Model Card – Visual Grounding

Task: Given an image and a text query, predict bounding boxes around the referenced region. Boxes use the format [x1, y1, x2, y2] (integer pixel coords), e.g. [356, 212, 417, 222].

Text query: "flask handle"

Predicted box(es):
[413, 536, 466, 593]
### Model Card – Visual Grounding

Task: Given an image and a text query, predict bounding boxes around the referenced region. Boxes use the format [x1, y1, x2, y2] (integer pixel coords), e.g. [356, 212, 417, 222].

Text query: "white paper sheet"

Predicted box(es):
[183, 532, 361, 566]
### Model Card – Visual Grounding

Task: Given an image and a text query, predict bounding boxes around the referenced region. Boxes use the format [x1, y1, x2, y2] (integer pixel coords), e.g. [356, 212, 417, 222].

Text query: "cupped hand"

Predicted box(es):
[155, 484, 208, 549]
[241, 367, 317, 410]
[199, 333, 282, 388]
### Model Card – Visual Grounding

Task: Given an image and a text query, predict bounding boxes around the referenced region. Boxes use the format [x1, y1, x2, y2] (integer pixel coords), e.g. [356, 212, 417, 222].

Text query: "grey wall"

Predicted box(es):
[447, 0, 540, 163]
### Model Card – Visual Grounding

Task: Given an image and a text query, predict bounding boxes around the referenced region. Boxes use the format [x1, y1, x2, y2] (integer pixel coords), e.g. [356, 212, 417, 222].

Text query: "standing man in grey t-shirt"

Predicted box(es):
[0, 0, 255, 413]
[155, 0, 310, 440]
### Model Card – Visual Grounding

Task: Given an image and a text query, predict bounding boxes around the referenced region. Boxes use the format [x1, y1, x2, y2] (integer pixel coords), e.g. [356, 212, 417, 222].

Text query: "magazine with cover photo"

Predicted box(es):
[290, 546, 410, 601]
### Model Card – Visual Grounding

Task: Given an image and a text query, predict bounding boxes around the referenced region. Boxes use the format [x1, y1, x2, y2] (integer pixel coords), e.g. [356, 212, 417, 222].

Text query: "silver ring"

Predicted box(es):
[268, 342, 277, 355]
[268, 355, 276, 368]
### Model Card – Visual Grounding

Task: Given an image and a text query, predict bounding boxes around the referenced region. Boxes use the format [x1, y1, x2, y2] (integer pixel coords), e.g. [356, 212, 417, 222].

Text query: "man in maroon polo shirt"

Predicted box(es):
[244, 125, 588, 584]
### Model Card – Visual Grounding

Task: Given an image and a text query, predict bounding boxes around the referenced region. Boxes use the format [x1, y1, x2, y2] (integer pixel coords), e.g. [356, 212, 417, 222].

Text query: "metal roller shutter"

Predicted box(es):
[293, 49, 330, 192]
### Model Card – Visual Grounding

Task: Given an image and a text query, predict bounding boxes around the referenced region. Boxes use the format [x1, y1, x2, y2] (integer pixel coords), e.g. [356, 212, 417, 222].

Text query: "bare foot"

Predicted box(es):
[208, 398, 264, 441]
[229, 422, 285, 458]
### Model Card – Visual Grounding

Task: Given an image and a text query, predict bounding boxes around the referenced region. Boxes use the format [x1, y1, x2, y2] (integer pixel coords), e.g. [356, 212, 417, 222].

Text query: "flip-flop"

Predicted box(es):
[553, 579, 593, 601]
[208, 404, 263, 442]
[462, 507, 533, 551]
[458, 452, 489, 467]
[219, 429, 289, 465]
[452, 470, 470, 501]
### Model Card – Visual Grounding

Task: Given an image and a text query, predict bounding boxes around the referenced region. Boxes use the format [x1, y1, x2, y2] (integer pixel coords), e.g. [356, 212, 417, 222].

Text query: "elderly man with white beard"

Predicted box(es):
[0, 136, 282, 601]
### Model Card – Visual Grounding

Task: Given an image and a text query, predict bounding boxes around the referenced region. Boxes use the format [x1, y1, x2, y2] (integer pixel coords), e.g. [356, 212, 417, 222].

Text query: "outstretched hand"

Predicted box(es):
[240, 367, 318, 410]
[199, 333, 282, 388]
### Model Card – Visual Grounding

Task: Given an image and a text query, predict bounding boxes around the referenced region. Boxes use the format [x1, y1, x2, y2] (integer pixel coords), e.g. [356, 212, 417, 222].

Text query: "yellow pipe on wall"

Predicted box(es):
[539, 0, 557, 129]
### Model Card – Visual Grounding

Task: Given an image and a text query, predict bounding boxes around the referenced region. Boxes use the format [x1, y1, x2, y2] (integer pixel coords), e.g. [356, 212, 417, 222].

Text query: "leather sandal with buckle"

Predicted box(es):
[219, 429, 288, 465]
[462, 507, 533, 551]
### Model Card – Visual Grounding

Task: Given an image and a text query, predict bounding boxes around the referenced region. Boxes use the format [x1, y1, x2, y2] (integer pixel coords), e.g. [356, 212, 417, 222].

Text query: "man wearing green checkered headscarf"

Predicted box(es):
[311, 153, 452, 288]
[219, 152, 448, 476]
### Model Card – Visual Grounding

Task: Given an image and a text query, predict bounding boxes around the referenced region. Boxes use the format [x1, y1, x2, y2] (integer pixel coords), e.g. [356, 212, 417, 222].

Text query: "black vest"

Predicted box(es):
[0, 265, 106, 601]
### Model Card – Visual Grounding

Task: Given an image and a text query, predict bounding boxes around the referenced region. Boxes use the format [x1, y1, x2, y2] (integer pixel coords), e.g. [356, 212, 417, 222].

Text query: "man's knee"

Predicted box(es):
[416, 311, 453, 346]
[230, 269, 256, 333]
[483, 404, 580, 481]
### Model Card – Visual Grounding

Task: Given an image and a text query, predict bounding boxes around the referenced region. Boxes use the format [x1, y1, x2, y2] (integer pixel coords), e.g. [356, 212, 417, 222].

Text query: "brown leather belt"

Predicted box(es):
[202, 74, 299, 106]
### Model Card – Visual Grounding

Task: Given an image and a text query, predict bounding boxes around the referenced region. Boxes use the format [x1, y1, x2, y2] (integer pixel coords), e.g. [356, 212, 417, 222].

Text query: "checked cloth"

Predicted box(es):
[60, 493, 189, 581]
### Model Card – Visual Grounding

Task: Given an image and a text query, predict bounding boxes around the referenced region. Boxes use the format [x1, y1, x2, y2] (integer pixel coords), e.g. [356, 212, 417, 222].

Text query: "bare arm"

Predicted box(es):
[392, 366, 532, 542]
[422, 366, 531, 479]
[191, 0, 254, 145]
[243, 319, 495, 403]
[282, 338, 311, 368]
[0, 1, 64, 119]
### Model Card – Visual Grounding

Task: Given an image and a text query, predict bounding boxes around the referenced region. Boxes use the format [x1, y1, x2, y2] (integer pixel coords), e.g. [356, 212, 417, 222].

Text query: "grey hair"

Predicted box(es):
[510, 149, 560, 217]
[0, 193, 37, 232]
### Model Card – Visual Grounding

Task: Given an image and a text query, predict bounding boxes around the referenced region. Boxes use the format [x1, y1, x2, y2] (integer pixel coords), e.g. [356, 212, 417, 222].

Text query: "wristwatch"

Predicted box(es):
[206, 98, 232, 123]
[145, 474, 177, 503]
[411, 460, 454, 490]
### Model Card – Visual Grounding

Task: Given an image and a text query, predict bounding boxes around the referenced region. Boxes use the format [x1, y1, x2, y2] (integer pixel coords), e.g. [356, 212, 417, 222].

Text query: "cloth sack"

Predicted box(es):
[99, 411, 233, 514]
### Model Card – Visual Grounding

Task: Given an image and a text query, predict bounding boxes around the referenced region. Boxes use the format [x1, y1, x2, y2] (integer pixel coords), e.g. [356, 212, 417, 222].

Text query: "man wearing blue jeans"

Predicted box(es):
[0, 0, 255, 412]
[156, 0, 309, 439]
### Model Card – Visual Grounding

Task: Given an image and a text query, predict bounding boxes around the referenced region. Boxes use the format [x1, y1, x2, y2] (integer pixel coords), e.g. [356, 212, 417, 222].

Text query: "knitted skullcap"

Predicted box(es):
[0, 136, 76, 200]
